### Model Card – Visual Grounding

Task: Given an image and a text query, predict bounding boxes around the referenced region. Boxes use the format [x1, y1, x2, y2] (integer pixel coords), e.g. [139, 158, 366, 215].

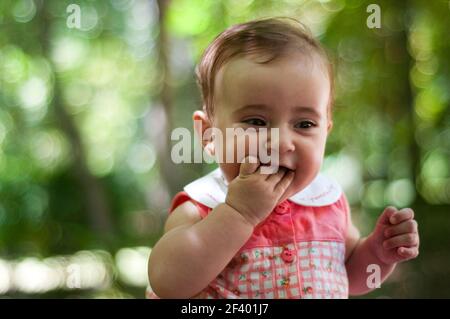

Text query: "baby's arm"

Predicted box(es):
[148, 157, 294, 298]
[345, 207, 420, 295]
[148, 200, 254, 298]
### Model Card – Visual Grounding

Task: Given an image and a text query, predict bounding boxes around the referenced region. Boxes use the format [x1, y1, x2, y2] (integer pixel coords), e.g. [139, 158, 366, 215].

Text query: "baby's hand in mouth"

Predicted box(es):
[225, 156, 295, 227]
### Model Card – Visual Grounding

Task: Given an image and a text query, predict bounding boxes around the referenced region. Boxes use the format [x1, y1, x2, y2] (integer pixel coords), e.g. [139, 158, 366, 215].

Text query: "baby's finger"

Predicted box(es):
[266, 167, 287, 183]
[389, 208, 414, 225]
[239, 156, 260, 176]
[274, 170, 295, 192]
[397, 247, 419, 259]
[376, 206, 398, 226]
[383, 233, 419, 249]
[384, 219, 418, 238]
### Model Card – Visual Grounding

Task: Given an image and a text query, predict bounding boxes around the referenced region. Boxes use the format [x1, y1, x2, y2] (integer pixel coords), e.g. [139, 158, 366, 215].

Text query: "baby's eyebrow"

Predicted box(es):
[233, 104, 321, 118]
[291, 106, 321, 118]
[232, 104, 269, 116]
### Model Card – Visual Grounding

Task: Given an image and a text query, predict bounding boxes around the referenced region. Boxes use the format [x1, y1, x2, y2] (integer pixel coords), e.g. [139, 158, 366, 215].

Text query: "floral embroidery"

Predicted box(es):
[280, 277, 290, 287]
[303, 286, 313, 294]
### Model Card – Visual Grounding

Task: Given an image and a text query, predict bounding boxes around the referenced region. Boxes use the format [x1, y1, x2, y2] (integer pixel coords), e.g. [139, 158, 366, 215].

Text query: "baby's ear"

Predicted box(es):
[193, 110, 215, 156]
[327, 120, 333, 134]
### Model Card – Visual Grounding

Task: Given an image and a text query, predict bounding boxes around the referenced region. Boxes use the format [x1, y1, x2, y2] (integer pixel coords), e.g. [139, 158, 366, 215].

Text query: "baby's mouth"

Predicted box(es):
[279, 166, 296, 176]
[261, 163, 295, 174]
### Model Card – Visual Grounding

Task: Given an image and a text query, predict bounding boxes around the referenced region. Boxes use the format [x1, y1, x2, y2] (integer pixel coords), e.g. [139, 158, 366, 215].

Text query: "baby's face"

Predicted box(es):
[210, 53, 332, 201]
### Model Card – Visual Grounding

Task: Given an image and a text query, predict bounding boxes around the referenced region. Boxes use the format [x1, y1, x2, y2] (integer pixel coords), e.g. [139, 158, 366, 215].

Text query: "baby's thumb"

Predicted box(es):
[239, 156, 260, 176]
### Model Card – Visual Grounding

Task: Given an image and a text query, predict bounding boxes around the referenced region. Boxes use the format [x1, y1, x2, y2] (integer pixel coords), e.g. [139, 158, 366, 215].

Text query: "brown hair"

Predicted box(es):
[195, 17, 334, 120]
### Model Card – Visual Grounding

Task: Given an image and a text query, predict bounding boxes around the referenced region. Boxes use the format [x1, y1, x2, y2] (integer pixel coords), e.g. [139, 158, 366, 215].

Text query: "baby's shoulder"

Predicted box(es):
[164, 198, 202, 233]
[165, 190, 212, 233]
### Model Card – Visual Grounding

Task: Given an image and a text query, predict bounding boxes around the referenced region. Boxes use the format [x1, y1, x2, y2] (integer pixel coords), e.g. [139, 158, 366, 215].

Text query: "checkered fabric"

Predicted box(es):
[203, 241, 348, 299]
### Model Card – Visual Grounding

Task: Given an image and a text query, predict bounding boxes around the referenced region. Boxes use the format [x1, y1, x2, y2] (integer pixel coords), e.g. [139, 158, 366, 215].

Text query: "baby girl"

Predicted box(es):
[147, 18, 420, 299]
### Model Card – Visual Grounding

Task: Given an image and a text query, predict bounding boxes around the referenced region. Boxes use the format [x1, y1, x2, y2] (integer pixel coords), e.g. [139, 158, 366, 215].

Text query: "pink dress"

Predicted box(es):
[147, 168, 350, 299]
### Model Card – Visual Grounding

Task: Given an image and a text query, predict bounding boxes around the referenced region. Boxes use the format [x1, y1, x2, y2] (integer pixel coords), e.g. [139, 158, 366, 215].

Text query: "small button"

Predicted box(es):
[281, 248, 296, 263]
[274, 201, 290, 214]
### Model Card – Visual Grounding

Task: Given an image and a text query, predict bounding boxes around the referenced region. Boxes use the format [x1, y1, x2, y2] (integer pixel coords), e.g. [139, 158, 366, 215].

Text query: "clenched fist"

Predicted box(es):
[368, 206, 420, 265]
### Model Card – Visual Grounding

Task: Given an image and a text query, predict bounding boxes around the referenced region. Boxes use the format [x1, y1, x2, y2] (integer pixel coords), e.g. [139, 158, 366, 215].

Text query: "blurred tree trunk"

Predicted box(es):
[38, 2, 114, 242]
[153, 0, 179, 197]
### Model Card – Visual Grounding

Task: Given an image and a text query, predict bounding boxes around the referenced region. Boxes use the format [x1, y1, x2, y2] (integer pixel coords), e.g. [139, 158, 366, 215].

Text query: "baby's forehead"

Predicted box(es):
[220, 52, 319, 77]
[214, 53, 330, 108]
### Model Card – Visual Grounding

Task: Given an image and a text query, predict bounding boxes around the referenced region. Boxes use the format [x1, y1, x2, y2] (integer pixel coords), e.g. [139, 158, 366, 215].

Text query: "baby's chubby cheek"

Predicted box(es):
[287, 150, 324, 193]
[291, 165, 318, 193]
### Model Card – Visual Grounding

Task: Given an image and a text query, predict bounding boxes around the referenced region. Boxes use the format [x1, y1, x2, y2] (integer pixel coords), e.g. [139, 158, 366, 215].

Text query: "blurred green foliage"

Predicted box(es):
[0, 0, 449, 298]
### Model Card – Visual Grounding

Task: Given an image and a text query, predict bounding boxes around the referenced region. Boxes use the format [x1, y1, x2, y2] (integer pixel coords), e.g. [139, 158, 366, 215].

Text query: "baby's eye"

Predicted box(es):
[295, 121, 316, 129]
[242, 118, 267, 126]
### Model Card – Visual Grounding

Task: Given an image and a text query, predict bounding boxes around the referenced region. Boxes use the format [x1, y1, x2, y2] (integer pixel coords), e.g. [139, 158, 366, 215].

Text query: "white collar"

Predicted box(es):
[184, 168, 342, 209]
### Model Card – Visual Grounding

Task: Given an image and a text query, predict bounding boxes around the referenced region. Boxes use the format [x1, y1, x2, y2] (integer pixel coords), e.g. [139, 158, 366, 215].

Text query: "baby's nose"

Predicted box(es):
[266, 130, 295, 154]
[277, 138, 295, 154]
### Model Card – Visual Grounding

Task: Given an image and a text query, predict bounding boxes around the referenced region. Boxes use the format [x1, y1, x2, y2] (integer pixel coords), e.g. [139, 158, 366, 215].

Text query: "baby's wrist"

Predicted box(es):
[366, 233, 396, 267]
[223, 200, 259, 228]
